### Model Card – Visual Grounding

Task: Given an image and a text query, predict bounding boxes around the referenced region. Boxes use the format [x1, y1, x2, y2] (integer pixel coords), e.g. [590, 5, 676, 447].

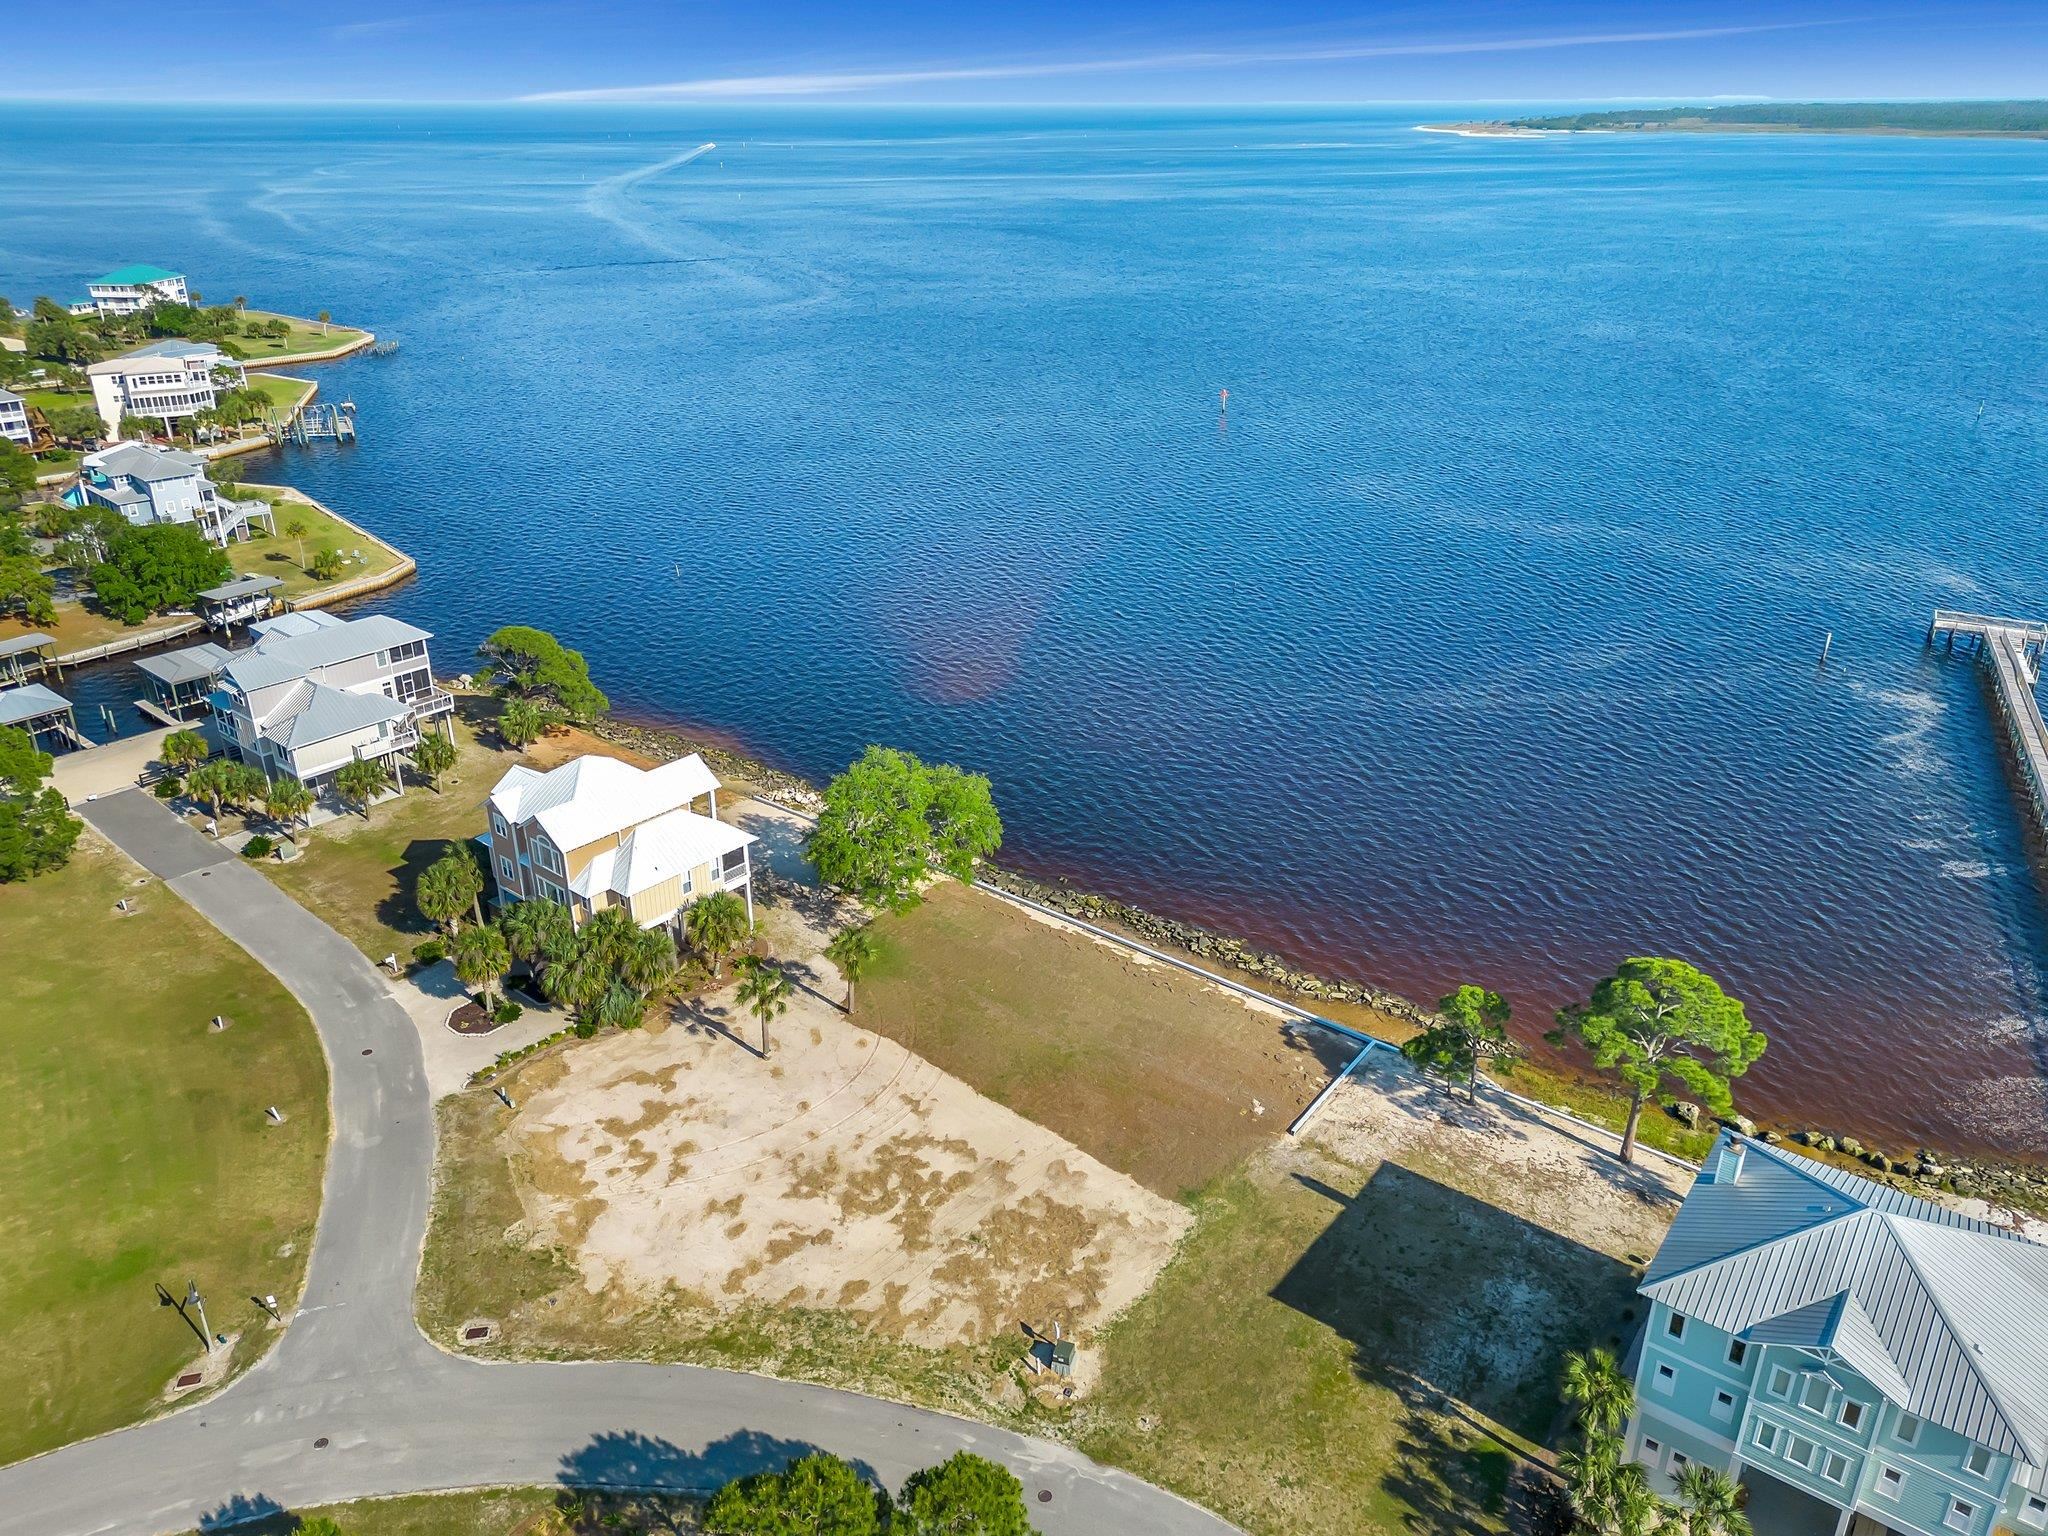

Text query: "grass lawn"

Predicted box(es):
[229, 310, 369, 364]
[245, 372, 316, 412]
[224, 486, 409, 604]
[182, 1489, 697, 1536]
[861, 883, 1359, 1198]
[0, 834, 328, 1466]
[264, 709, 520, 964]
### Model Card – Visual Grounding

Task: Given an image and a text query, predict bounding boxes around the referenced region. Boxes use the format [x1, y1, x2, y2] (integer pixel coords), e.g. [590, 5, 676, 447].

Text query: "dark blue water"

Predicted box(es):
[10, 106, 2048, 1156]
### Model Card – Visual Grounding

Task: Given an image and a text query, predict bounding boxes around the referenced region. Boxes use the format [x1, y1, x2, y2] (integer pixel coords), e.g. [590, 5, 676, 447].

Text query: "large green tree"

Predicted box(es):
[703, 1451, 885, 1536]
[0, 725, 79, 883]
[806, 745, 1002, 909]
[1549, 958, 1766, 1164]
[893, 1451, 1037, 1536]
[477, 625, 608, 720]
[0, 554, 54, 626]
[86, 523, 231, 625]
[1401, 984, 1517, 1102]
[0, 440, 37, 509]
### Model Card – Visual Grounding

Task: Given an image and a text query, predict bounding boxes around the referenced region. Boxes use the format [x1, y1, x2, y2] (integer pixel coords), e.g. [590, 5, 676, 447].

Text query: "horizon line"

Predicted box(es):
[1, 91, 2039, 109]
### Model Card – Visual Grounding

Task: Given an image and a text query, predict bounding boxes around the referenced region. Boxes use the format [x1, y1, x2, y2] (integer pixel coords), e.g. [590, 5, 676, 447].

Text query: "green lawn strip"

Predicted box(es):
[858, 883, 1348, 1199]
[245, 372, 316, 411]
[227, 310, 368, 363]
[416, 1083, 1048, 1431]
[180, 1488, 697, 1536]
[1078, 1137, 1643, 1536]
[224, 489, 407, 604]
[0, 835, 328, 1466]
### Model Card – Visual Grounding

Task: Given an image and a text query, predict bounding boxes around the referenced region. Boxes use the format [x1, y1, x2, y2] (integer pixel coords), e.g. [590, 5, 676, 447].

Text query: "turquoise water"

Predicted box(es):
[9, 106, 2048, 1155]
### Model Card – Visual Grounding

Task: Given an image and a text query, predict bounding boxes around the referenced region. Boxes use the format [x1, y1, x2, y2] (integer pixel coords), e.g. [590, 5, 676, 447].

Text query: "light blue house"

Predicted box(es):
[1626, 1133, 2048, 1536]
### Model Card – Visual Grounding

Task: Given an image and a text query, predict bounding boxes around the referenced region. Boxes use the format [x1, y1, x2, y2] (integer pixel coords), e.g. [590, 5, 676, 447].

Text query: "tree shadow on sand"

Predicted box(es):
[1272, 1160, 1642, 1536]
[194, 1493, 294, 1532]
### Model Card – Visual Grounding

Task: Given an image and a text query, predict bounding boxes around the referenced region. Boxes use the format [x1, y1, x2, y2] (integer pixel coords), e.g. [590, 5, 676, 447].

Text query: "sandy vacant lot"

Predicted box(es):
[501, 888, 1191, 1356]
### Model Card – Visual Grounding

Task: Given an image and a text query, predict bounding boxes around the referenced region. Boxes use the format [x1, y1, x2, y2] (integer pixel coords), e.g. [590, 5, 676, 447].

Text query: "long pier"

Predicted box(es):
[1929, 609, 2048, 839]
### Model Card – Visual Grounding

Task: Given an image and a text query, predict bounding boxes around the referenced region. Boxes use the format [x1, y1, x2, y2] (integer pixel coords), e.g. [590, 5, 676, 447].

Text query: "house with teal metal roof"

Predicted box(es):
[81, 264, 188, 317]
[1626, 1133, 2048, 1536]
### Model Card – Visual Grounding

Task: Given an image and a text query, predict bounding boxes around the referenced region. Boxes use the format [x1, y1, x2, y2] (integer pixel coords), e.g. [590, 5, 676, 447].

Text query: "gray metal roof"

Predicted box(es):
[87, 442, 208, 483]
[134, 641, 234, 687]
[222, 614, 431, 694]
[260, 680, 407, 751]
[0, 633, 55, 660]
[116, 338, 222, 361]
[196, 574, 284, 603]
[0, 387, 22, 406]
[1644, 1134, 2048, 1464]
[0, 682, 73, 726]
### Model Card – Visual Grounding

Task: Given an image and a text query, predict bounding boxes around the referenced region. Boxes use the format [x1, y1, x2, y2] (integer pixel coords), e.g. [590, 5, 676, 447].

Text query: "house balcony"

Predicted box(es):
[404, 688, 456, 723]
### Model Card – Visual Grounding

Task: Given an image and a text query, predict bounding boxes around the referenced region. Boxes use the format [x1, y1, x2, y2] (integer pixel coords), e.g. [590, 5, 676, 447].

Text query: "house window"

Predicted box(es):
[1726, 1340, 1749, 1368]
[533, 839, 562, 874]
[1823, 1452, 1850, 1484]
[538, 878, 565, 905]
[1768, 1366, 1795, 1399]
[2021, 1495, 2047, 1528]
[1838, 1400, 1865, 1432]
[499, 856, 516, 881]
[1669, 1451, 1691, 1474]
[1877, 1466, 1905, 1500]
[1652, 1364, 1676, 1395]
[1754, 1423, 1780, 1453]
[1666, 1312, 1687, 1340]
[1787, 1436, 1817, 1470]
[1641, 1437, 1663, 1460]
[1894, 1414, 1922, 1447]
[1965, 1445, 1993, 1479]
[1800, 1375, 1833, 1413]
[1946, 1499, 1976, 1532]
[1711, 1391, 1736, 1424]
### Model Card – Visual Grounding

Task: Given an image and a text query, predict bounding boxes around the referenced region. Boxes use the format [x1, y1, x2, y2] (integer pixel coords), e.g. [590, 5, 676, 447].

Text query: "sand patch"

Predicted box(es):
[501, 908, 1190, 1354]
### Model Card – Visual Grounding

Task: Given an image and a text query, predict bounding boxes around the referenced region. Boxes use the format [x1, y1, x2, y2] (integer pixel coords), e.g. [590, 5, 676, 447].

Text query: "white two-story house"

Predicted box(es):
[1625, 1133, 2048, 1536]
[211, 612, 454, 794]
[86, 339, 244, 435]
[77, 265, 189, 317]
[0, 388, 33, 448]
[73, 442, 274, 545]
[485, 753, 755, 933]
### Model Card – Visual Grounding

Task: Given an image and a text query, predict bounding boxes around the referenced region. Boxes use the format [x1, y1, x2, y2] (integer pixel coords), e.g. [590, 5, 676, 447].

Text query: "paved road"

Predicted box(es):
[0, 793, 1235, 1536]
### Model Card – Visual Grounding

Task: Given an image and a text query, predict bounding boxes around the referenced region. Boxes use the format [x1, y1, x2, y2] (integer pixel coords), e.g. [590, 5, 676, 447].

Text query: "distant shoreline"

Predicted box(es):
[1421, 120, 2048, 141]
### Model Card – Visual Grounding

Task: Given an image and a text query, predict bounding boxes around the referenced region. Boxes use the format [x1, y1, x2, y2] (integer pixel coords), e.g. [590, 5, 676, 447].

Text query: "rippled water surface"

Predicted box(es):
[10, 106, 2048, 1156]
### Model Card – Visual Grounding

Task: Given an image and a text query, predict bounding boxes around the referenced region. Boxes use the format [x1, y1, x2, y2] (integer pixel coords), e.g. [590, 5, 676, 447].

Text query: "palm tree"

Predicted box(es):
[500, 897, 574, 995]
[416, 847, 485, 935]
[262, 776, 315, 841]
[412, 731, 457, 793]
[1559, 1429, 1625, 1528]
[824, 922, 879, 1015]
[1674, 1465, 1751, 1536]
[1611, 1465, 1668, 1536]
[1561, 1347, 1634, 1435]
[451, 922, 512, 1011]
[184, 760, 237, 822]
[734, 954, 792, 1056]
[334, 758, 392, 820]
[684, 890, 751, 978]
[160, 728, 210, 776]
[282, 514, 310, 570]
[317, 309, 331, 335]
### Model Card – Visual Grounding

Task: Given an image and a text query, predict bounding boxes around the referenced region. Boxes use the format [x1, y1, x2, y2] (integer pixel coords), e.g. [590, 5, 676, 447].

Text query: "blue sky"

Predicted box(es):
[14, 1, 2048, 103]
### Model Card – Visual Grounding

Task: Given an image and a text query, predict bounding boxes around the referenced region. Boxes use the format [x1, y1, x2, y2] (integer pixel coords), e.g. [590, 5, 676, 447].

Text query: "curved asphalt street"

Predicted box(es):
[0, 792, 1237, 1536]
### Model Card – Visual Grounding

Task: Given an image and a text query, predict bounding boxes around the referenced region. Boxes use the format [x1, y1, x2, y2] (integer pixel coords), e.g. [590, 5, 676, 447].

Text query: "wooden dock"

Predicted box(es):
[1929, 609, 2048, 839]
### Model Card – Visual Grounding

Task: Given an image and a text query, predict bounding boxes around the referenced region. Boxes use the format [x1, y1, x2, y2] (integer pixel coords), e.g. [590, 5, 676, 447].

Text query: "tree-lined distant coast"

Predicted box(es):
[1439, 99, 2048, 138]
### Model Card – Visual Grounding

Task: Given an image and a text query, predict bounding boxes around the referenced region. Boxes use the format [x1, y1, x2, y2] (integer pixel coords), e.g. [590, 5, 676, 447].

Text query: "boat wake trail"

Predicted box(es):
[583, 142, 716, 258]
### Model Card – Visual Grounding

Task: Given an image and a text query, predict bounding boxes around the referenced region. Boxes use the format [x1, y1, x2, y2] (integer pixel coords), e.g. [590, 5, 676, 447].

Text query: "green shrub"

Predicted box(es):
[153, 774, 183, 799]
[241, 834, 276, 860]
[492, 999, 524, 1025]
[412, 937, 446, 967]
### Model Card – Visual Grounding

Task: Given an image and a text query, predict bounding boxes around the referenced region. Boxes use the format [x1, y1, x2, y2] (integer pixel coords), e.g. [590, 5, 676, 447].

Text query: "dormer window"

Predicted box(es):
[1965, 1445, 1993, 1479]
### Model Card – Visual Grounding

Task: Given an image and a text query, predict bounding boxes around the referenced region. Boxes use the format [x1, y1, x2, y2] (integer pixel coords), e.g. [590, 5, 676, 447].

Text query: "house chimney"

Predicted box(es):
[1713, 1136, 1746, 1185]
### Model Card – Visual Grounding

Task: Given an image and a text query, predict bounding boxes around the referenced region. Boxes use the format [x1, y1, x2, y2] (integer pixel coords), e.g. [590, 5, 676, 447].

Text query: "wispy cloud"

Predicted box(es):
[328, 15, 421, 42]
[525, 20, 1845, 102]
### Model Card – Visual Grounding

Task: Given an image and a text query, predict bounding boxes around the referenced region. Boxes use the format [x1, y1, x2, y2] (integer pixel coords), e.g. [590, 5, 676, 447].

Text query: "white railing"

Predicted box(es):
[405, 688, 455, 720]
